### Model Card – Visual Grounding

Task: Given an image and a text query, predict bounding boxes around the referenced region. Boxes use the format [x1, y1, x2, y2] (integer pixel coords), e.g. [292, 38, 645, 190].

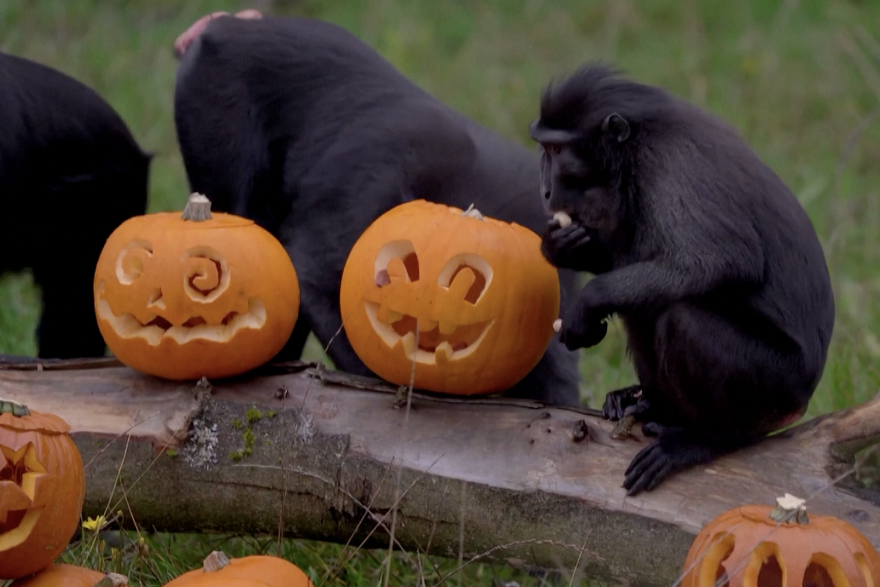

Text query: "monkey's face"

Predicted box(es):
[537, 143, 618, 236]
[531, 115, 630, 240]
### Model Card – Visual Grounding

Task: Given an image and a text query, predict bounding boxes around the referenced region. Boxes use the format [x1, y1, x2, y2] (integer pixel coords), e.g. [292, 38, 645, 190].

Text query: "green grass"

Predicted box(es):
[1, 0, 879, 584]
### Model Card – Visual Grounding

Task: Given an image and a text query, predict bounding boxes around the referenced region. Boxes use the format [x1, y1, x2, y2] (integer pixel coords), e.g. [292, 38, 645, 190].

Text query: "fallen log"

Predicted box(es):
[0, 357, 878, 587]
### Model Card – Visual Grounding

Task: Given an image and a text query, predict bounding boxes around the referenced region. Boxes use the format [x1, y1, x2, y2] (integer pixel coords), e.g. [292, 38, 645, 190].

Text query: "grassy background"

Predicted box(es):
[1, 0, 879, 584]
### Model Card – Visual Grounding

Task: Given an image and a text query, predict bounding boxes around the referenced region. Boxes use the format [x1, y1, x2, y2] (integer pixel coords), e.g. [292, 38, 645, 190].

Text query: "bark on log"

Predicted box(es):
[0, 357, 879, 587]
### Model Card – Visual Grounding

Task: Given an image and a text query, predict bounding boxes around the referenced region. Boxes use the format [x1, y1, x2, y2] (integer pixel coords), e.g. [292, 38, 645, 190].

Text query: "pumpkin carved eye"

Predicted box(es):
[340, 199, 561, 395]
[437, 254, 492, 305]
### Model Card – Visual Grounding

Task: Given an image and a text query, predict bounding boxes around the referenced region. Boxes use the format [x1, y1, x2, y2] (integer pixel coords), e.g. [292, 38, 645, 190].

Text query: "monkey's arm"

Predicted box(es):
[579, 254, 763, 320]
[559, 248, 763, 351]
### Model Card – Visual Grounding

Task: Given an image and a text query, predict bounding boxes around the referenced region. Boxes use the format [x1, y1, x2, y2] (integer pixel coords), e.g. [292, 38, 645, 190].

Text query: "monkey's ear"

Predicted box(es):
[602, 113, 630, 143]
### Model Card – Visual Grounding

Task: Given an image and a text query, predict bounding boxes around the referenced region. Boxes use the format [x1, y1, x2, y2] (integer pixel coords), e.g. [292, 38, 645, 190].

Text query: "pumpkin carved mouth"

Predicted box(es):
[95, 287, 267, 346]
[0, 444, 47, 551]
[362, 241, 494, 365]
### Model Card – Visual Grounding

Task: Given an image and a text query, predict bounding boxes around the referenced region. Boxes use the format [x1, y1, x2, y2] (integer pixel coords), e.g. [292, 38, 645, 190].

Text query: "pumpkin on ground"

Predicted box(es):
[681, 494, 880, 587]
[340, 199, 560, 395]
[0, 400, 85, 580]
[93, 193, 300, 381]
[164, 551, 313, 587]
[11, 564, 127, 587]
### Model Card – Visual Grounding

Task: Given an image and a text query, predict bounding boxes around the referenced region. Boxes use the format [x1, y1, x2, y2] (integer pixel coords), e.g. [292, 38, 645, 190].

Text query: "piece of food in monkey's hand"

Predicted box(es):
[611, 413, 638, 440]
[553, 211, 573, 228]
[553, 318, 563, 332]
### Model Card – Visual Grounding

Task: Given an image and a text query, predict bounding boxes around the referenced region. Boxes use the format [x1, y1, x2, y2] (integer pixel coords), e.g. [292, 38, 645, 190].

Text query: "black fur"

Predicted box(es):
[0, 51, 151, 359]
[172, 15, 581, 406]
[530, 64, 835, 494]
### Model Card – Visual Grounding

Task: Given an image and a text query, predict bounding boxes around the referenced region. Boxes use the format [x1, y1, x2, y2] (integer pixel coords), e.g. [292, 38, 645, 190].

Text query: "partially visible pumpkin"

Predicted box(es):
[0, 400, 85, 580]
[11, 564, 128, 587]
[681, 494, 880, 587]
[340, 199, 561, 395]
[164, 551, 313, 587]
[93, 193, 300, 381]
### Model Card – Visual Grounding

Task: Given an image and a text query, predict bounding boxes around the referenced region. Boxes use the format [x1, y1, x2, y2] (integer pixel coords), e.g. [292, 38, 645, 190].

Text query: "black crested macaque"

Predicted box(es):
[0, 51, 151, 359]
[172, 12, 581, 406]
[530, 65, 835, 495]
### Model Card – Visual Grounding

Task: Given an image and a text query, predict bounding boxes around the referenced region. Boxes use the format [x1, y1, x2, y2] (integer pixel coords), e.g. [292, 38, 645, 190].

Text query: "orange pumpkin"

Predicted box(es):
[164, 550, 313, 587]
[11, 564, 127, 587]
[340, 200, 560, 395]
[0, 400, 85, 580]
[93, 193, 300, 380]
[682, 494, 880, 587]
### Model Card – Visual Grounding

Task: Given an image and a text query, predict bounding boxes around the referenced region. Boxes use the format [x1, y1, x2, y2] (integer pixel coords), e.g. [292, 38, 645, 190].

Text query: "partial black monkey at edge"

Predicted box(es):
[530, 64, 835, 495]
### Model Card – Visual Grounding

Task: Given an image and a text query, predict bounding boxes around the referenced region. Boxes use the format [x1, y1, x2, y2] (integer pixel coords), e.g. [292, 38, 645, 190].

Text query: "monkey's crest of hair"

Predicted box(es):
[539, 63, 673, 134]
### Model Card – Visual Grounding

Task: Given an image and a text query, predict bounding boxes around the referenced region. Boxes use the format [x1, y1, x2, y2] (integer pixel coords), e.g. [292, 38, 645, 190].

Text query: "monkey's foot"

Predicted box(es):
[601, 385, 645, 420]
[622, 428, 729, 496]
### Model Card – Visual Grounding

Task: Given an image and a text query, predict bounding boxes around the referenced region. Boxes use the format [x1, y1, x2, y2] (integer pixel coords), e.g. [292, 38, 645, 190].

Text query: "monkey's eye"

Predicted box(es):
[544, 144, 562, 155]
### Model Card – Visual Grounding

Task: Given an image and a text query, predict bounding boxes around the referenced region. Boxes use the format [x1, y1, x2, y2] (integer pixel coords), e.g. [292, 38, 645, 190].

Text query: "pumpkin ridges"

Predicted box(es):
[0, 411, 70, 435]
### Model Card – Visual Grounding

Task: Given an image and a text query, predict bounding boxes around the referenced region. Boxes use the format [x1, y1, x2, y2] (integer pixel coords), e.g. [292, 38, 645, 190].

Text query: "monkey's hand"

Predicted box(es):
[540, 217, 594, 269]
[559, 317, 607, 351]
[602, 385, 647, 421]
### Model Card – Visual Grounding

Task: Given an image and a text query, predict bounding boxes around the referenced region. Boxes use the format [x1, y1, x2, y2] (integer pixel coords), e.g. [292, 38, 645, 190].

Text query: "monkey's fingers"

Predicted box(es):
[549, 224, 590, 250]
[623, 442, 674, 495]
[601, 384, 644, 420]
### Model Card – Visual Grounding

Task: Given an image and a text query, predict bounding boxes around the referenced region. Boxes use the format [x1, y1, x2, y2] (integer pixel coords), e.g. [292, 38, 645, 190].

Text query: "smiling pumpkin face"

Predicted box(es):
[93, 194, 300, 381]
[340, 200, 560, 395]
[0, 401, 84, 580]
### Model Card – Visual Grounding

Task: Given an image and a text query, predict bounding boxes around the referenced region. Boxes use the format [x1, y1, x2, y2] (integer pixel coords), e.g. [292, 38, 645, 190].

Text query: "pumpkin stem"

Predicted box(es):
[460, 203, 485, 221]
[202, 550, 232, 572]
[0, 398, 30, 417]
[181, 192, 214, 222]
[769, 493, 810, 525]
[93, 573, 129, 587]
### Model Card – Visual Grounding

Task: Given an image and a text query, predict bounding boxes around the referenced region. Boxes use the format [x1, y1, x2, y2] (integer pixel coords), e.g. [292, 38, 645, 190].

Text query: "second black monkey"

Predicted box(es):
[173, 13, 581, 406]
[531, 65, 835, 494]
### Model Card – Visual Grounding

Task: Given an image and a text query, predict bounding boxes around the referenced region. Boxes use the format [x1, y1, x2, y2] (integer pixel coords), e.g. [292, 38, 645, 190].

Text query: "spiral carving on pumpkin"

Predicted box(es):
[115, 240, 153, 285]
[182, 246, 230, 302]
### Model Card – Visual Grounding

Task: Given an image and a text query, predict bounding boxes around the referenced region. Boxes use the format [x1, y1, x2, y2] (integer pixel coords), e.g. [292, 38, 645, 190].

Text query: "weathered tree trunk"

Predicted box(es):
[0, 357, 878, 587]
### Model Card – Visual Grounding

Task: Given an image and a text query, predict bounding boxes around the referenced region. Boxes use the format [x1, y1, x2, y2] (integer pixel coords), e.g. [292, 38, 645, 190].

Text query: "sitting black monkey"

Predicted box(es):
[172, 12, 581, 406]
[0, 51, 151, 359]
[530, 65, 836, 494]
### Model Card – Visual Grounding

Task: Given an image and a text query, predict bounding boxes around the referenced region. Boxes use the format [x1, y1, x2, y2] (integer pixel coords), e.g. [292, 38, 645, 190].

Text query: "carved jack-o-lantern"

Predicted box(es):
[340, 200, 560, 395]
[93, 193, 300, 381]
[0, 400, 85, 580]
[682, 495, 880, 587]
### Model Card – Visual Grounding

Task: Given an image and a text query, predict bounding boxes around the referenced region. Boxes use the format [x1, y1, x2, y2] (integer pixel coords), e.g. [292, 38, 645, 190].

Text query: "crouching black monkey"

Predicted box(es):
[0, 52, 151, 359]
[173, 12, 581, 406]
[530, 65, 835, 494]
